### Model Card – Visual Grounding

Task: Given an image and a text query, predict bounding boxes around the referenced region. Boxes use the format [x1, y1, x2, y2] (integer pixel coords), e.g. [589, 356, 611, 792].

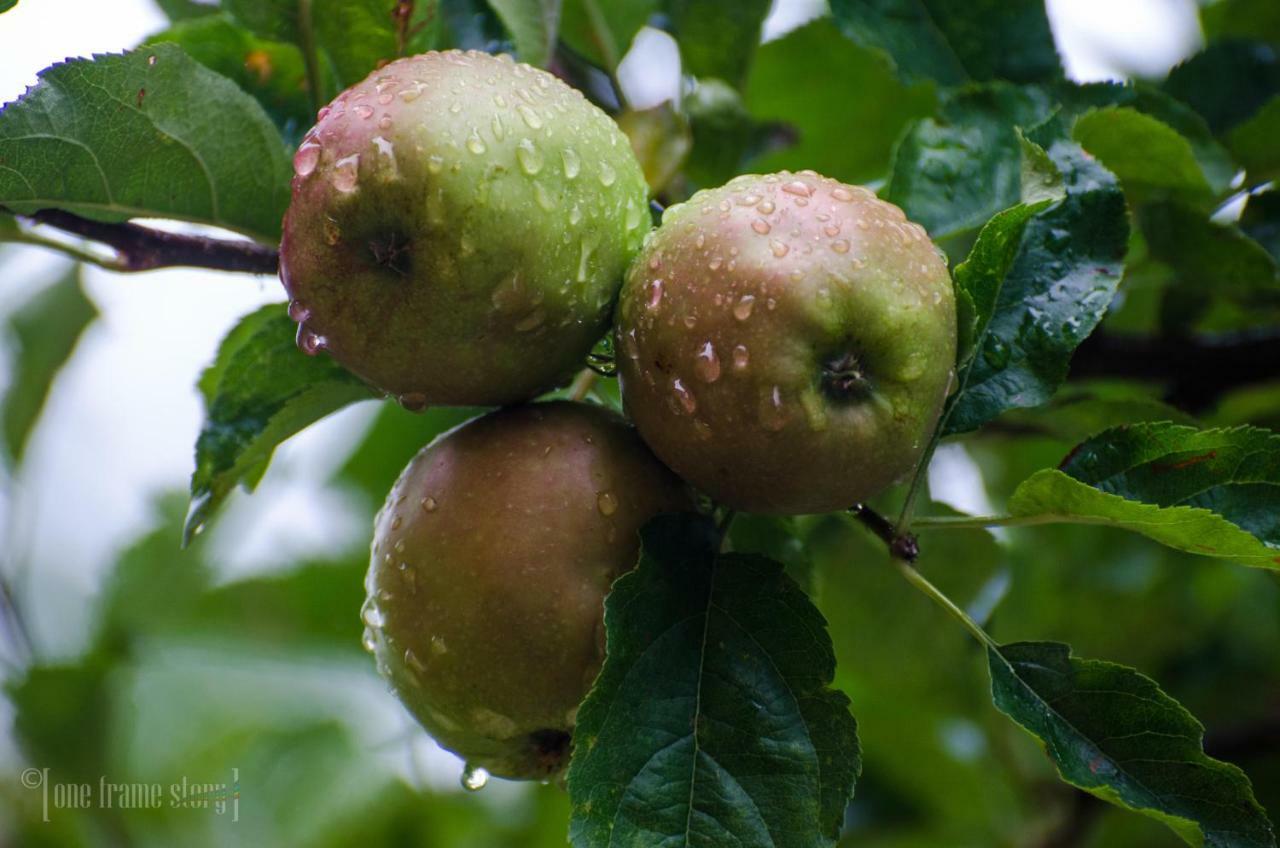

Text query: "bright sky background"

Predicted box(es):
[0, 0, 1204, 660]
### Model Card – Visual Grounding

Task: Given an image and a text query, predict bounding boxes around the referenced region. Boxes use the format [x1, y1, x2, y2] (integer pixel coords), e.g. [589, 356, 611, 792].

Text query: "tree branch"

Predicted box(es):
[13, 209, 279, 275]
[1072, 329, 1280, 411]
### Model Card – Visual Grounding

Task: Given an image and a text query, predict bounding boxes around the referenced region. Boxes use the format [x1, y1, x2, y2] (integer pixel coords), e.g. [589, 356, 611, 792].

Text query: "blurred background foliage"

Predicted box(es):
[1, 0, 1278, 846]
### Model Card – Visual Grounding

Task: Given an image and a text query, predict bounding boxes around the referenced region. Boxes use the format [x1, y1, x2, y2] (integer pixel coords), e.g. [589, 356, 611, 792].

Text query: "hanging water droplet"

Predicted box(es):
[694, 341, 721, 383]
[293, 143, 321, 177]
[597, 492, 618, 516]
[561, 146, 581, 179]
[516, 138, 543, 174]
[361, 627, 377, 653]
[332, 154, 360, 192]
[461, 765, 490, 792]
[361, 598, 385, 629]
[398, 392, 428, 412]
[297, 326, 327, 355]
[287, 299, 311, 322]
[733, 295, 755, 321]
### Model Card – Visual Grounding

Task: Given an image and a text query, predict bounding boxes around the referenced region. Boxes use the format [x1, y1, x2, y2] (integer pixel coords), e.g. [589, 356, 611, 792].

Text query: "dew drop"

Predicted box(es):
[751, 219, 771, 235]
[738, 194, 761, 206]
[708, 256, 723, 271]
[517, 103, 543, 129]
[770, 240, 790, 258]
[694, 341, 721, 383]
[758, 200, 775, 214]
[598, 161, 617, 187]
[361, 627, 377, 653]
[516, 138, 543, 174]
[831, 239, 851, 254]
[354, 104, 374, 119]
[287, 299, 311, 322]
[461, 765, 490, 792]
[361, 598, 385, 629]
[491, 113, 506, 140]
[823, 224, 841, 237]
[430, 635, 448, 655]
[732, 344, 750, 370]
[400, 85, 422, 102]
[646, 279, 664, 310]
[293, 143, 320, 177]
[390, 515, 403, 530]
[378, 114, 393, 130]
[561, 146, 581, 179]
[466, 130, 487, 155]
[672, 378, 697, 414]
[831, 187, 855, 202]
[625, 200, 643, 231]
[297, 326, 326, 355]
[421, 496, 438, 512]
[782, 180, 813, 197]
[733, 295, 755, 321]
[760, 385, 789, 431]
[404, 648, 427, 673]
[331, 154, 360, 192]
[597, 492, 618, 516]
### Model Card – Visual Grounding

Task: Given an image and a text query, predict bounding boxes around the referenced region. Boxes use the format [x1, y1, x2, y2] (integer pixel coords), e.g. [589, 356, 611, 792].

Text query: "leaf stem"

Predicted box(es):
[912, 513, 1047, 530]
[298, 0, 325, 116]
[891, 554, 997, 649]
[569, 368, 598, 401]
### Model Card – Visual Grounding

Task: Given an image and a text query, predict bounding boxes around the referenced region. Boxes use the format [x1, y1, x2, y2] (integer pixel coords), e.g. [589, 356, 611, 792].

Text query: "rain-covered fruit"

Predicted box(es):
[281, 50, 650, 408]
[615, 171, 956, 514]
[363, 401, 693, 780]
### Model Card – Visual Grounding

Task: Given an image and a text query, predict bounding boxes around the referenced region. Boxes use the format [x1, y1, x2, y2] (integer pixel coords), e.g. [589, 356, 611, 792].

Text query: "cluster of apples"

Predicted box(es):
[279, 51, 955, 781]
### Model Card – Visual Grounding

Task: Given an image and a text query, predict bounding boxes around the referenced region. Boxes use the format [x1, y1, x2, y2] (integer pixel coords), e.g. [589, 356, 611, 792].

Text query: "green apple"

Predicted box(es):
[615, 171, 956, 514]
[280, 50, 649, 408]
[363, 401, 693, 780]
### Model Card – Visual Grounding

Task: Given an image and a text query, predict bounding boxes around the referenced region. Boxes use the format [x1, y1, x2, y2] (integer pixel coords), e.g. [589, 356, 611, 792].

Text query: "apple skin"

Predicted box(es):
[280, 50, 649, 408]
[615, 171, 956, 514]
[363, 401, 693, 780]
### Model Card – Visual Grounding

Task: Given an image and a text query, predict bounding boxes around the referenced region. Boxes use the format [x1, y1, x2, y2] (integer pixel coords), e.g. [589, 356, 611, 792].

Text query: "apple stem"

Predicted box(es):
[849, 504, 918, 562]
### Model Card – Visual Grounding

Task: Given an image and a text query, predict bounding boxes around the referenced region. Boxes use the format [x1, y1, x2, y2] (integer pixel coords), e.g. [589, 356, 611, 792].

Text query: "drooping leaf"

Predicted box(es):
[829, 0, 1062, 86]
[1164, 40, 1280, 136]
[1228, 96, 1280, 184]
[1007, 422, 1280, 568]
[886, 83, 1054, 241]
[943, 140, 1128, 435]
[989, 641, 1276, 847]
[1, 265, 96, 465]
[617, 103, 691, 194]
[186, 304, 374, 544]
[0, 45, 290, 242]
[567, 514, 861, 848]
[486, 0, 561, 66]
[744, 18, 935, 185]
[559, 0, 654, 70]
[1072, 107, 1214, 207]
[1140, 201, 1280, 309]
[145, 13, 314, 144]
[665, 0, 771, 89]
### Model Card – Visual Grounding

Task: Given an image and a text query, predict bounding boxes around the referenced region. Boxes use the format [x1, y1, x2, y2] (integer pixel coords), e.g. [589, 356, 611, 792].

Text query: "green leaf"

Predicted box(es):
[335, 401, 479, 503]
[997, 384, 1197, 444]
[560, 0, 654, 69]
[950, 200, 1052, 369]
[666, 0, 771, 89]
[0, 0, 17, 13]
[486, 0, 560, 67]
[744, 18, 935, 185]
[1139, 201, 1280, 309]
[1228, 96, 1280, 184]
[186, 304, 374, 544]
[886, 83, 1054, 241]
[1164, 41, 1280, 136]
[0, 44, 290, 242]
[943, 141, 1128, 435]
[1072, 107, 1214, 207]
[1201, 0, 1280, 44]
[145, 13, 314, 145]
[683, 78, 779, 190]
[1241, 190, 1280, 264]
[989, 641, 1276, 847]
[617, 103, 691, 194]
[567, 514, 861, 848]
[1007, 422, 1280, 568]
[153, 0, 219, 21]
[1, 266, 96, 465]
[829, 0, 1062, 86]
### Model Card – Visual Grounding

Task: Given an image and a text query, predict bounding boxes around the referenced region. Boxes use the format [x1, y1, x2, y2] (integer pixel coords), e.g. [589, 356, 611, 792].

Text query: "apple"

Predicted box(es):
[614, 171, 956, 514]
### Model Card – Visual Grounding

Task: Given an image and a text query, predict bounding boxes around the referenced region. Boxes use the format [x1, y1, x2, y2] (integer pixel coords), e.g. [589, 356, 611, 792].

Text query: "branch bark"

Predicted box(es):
[14, 209, 279, 275]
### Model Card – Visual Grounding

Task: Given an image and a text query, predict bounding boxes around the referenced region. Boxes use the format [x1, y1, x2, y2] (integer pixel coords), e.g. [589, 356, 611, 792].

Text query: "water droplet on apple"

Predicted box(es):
[733, 295, 755, 321]
[398, 392, 428, 412]
[694, 341, 721, 383]
[646, 279, 664, 310]
[516, 138, 543, 174]
[598, 161, 616, 187]
[421, 496, 438, 512]
[770, 240, 790, 258]
[732, 345, 750, 370]
[561, 146, 581, 179]
[287, 299, 311, 322]
[672, 378, 697, 414]
[596, 492, 618, 516]
[293, 143, 320, 177]
[331, 154, 360, 192]
[751, 219, 771, 235]
[461, 765, 489, 792]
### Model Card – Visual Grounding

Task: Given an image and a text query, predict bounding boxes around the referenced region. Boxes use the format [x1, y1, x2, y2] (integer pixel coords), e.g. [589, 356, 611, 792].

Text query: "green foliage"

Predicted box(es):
[485, 0, 560, 66]
[666, 0, 771, 89]
[0, 44, 291, 241]
[559, 0, 654, 69]
[568, 514, 860, 847]
[0, 265, 96, 465]
[989, 641, 1274, 847]
[186, 304, 373, 543]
